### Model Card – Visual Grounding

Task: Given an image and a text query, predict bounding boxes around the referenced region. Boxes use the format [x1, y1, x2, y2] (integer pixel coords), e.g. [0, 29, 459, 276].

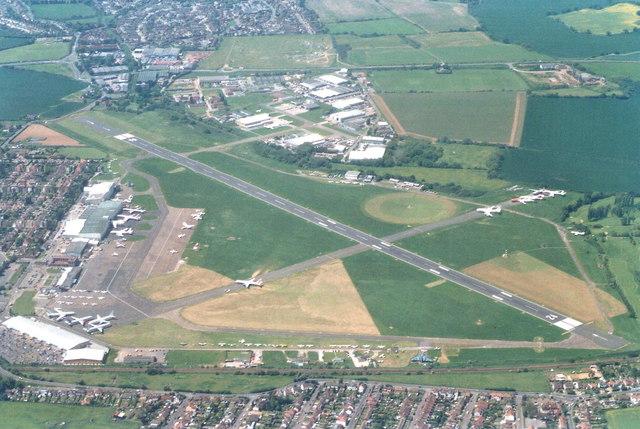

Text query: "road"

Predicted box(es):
[78, 118, 627, 350]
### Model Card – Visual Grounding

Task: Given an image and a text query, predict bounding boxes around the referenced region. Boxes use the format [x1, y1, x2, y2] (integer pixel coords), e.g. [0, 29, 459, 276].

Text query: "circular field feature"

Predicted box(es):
[363, 193, 457, 225]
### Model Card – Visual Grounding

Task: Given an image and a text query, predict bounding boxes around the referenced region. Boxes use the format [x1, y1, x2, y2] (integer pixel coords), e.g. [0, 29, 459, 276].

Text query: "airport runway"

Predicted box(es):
[80, 118, 627, 349]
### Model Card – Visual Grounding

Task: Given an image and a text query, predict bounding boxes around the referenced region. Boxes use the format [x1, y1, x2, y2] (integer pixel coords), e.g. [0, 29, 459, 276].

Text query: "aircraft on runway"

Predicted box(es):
[47, 308, 75, 321]
[111, 228, 133, 237]
[84, 321, 111, 334]
[235, 278, 264, 288]
[66, 315, 93, 326]
[181, 222, 194, 230]
[177, 233, 186, 238]
[169, 249, 178, 254]
[476, 205, 502, 217]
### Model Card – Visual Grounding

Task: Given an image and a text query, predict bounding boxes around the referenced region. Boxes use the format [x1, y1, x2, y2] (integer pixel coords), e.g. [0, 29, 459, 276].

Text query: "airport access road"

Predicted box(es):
[79, 118, 627, 350]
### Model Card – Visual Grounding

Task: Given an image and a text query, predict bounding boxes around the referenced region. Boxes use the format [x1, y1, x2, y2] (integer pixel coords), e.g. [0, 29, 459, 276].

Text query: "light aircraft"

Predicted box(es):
[111, 228, 133, 237]
[181, 222, 194, 230]
[476, 205, 502, 217]
[570, 230, 586, 236]
[191, 210, 205, 220]
[66, 315, 93, 326]
[115, 241, 126, 248]
[169, 249, 178, 254]
[177, 233, 186, 238]
[91, 311, 115, 324]
[47, 308, 75, 321]
[112, 252, 119, 256]
[235, 278, 264, 288]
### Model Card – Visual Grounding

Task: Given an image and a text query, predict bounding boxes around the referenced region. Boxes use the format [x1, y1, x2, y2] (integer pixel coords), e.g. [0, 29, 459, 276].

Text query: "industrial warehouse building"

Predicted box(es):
[2, 316, 108, 364]
[63, 200, 122, 241]
[83, 181, 116, 203]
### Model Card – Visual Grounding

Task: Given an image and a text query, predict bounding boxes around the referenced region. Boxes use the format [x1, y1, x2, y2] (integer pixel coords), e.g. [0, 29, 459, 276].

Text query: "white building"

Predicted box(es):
[318, 74, 348, 86]
[348, 143, 387, 162]
[310, 87, 342, 100]
[344, 170, 361, 181]
[83, 181, 115, 203]
[236, 113, 273, 130]
[283, 133, 325, 148]
[328, 109, 366, 123]
[330, 97, 364, 110]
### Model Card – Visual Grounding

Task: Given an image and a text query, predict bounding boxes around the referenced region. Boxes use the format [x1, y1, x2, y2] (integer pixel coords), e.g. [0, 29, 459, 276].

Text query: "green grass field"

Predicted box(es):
[198, 35, 335, 70]
[335, 32, 546, 66]
[580, 62, 640, 82]
[344, 251, 564, 341]
[607, 408, 640, 429]
[17, 62, 76, 78]
[305, 0, 393, 22]
[136, 157, 352, 278]
[377, 0, 479, 32]
[398, 214, 580, 277]
[445, 347, 610, 367]
[24, 370, 293, 394]
[84, 110, 247, 153]
[366, 370, 550, 392]
[130, 194, 158, 211]
[11, 290, 35, 316]
[165, 350, 226, 367]
[0, 39, 70, 63]
[553, 3, 640, 35]
[326, 18, 423, 35]
[0, 68, 85, 120]
[191, 151, 408, 236]
[500, 95, 640, 192]
[370, 69, 528, 92]
[381, 91, 518, 143]
[30, 3, 98, 20]
[122, 173, 150, 192]
[0, 402, 137, 429]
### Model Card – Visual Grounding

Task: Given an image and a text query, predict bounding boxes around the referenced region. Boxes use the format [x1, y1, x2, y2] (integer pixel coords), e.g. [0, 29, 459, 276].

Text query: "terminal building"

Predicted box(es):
[2, 316, 108, 364]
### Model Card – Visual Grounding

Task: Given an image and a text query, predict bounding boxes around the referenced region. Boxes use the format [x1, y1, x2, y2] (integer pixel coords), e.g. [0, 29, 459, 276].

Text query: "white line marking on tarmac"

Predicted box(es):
[372, 245, 381, 250]
[429, 269, 440, 275]
[437, 265, 450, 272]
[501, 291, 513, 297]
[491, 294, 504, 301]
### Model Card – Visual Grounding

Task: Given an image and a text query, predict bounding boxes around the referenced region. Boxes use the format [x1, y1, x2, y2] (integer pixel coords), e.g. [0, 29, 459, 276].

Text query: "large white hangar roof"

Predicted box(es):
[2, 316, 90, 351]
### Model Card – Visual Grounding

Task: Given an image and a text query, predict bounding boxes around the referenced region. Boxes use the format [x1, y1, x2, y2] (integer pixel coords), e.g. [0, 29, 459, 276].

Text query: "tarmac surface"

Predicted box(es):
[78, 117, 628, 350]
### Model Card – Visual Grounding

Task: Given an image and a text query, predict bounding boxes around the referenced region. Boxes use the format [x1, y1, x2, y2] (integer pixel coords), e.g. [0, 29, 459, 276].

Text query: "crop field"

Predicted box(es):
[580, 62, 640, 82]
[0, 39, 69, 63]
[30, 3, 98, 21]
[399, 215, 580, 278]
[0, 68, 86, 120]
[377, 0, 479, 32]
[181, 260, 380, 335]
[470, 0, 640, 57]
[380, 91, 518, 143]
[344, 251, 564, 341]
[335, 32, 546, 66]
[198, 35, 335, 70]
[0, 36, 33, 51]
[500, 95, 640, 192]
[326, 18, 423, 35]
[84, 110, 247, 152]
[0, 402, 137, 429]
[305, 0, 392, 22]
[465, 252, 625, 323]
[14, 124, 81, 147]
[134, 265, 232, 302]
[136, 158, 352, 279]
[363, 193, 460, 225]
[607, 408, 640, 429]
[191, 151, 408, 236]
[553, 3, 640, 35]
[370, 69, 528, 93]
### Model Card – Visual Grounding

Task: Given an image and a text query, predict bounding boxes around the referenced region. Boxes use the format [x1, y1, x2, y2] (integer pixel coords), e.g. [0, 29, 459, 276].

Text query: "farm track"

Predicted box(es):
[508, 91, 527, 147]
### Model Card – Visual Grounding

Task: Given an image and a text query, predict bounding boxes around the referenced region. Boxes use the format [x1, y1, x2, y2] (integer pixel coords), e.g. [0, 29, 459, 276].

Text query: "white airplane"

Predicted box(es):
[570, 230, 586, 236]
[91, 311, 115, 324]
[112, 252, 119, 256]
[515, 195, 537, 204]
[117, 214, 141, 222]
[191, 211, 205, 220]
[169, 249, 178, 254]
[476, 205, 502, 217]
[112, 219, 127, 228]
[111, 228, 133, 237]
[181, 222, 194, 230]
[177, 233, 186, 238]
[66, 315, 93, 326]
[123, 207, 146, 214]
[235, 278, 264, 288]
[84, 321, 111, 334]
[47, 308, 75, 321]
[115, 241, 126, 248]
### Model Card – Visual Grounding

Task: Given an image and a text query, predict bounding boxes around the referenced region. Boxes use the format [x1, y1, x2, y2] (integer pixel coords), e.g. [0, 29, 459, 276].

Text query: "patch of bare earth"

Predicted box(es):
[180, 260, 380, 335]
[133, 264, 231, 302]
[14, 124, 81, 146]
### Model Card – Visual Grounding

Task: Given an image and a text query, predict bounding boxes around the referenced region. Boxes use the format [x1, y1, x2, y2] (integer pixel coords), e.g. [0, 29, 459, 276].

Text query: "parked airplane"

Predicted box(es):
[84, 321, 111, 334]
[191, 210, 205, 220]
[92, 311, 115, 325]
[111, 228, 133, 237]
[177, 233, 186, 238]
[66, 315, 93, 326]
[112, 252, 119, 256]
[117, 214, 141, 222]
[476, 205, 502, 217]
[169, 249, 178, 254]
[112, 219, 127, 228]
[181, 222, 194, 230]
[115, 241, 126, 248]
[235, 278, 264, 288]
[123, 207, 146, 214]
[47, 308, 75, 321]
